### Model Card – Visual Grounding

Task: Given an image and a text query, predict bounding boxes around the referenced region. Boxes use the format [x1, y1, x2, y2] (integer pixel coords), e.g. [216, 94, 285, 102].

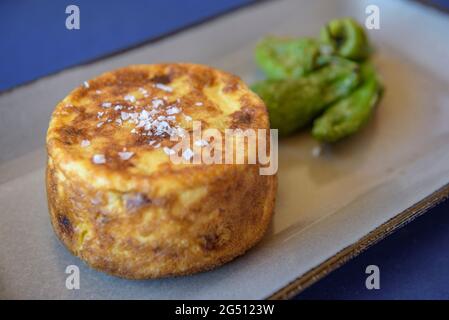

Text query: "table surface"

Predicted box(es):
[1, 0, 449, 299]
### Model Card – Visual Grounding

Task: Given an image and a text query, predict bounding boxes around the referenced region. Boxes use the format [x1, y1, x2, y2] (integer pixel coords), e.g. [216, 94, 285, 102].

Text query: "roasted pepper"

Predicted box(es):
[320, 18, 370, 61]
[312, 63, 382, 142]
[255, 37, 321, 79]
[252, 58, 360, 136]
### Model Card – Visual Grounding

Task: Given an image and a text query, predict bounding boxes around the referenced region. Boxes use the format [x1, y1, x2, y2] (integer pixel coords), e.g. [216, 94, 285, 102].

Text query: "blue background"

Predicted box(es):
[1, 0, 449, 299]
[0, 0, 254, 91]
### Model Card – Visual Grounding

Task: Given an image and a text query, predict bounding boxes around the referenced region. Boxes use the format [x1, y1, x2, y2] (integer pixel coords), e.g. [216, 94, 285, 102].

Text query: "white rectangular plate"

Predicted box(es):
[1, 0, 449, 299]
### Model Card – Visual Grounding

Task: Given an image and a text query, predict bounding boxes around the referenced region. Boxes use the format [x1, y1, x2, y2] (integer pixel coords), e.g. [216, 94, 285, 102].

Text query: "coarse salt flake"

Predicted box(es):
[81, 140, 90, 147]
[139, 110, 150, 120]
[121, 112, 130, 121]
[152, 99, 164, 108]
[166, 106, 180, 115]
[124, 94, 136, 103]
[154, 83, 173, 92]
[163, 147, 175, 156]
[92, 154, 106, 164]
[118, 151, 134, 160]
[136, 120, 147, 128]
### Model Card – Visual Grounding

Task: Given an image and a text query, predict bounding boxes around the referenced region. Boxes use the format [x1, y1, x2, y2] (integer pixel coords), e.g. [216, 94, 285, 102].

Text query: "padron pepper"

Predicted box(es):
[312, 63, 382, 142]
[320, 18, 371, 61]
[252, 17, 382, 141]
[252, 58, 361, 136]
[255, 37, 322, 79]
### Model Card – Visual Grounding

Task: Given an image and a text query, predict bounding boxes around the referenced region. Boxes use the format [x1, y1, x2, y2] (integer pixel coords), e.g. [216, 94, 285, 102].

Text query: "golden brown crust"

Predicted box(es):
[46, 63, 276, 279]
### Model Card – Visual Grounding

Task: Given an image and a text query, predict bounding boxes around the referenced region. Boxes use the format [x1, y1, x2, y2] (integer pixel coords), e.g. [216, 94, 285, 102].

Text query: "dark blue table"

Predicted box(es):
[0, 0, 253, 91]
[1, 0, 448, 299]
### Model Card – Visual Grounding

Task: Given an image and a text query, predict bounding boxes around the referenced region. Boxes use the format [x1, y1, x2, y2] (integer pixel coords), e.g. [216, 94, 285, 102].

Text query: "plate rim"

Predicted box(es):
[267, 182, 449, 299]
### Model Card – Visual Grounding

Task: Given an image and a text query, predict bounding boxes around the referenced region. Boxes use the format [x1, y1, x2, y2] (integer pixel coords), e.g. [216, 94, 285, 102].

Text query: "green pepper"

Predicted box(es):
[312, 63, 382, 142]
[252, 58, 360, 136]
[320, 18, 370, 61]
[255, 37, 321, 79]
